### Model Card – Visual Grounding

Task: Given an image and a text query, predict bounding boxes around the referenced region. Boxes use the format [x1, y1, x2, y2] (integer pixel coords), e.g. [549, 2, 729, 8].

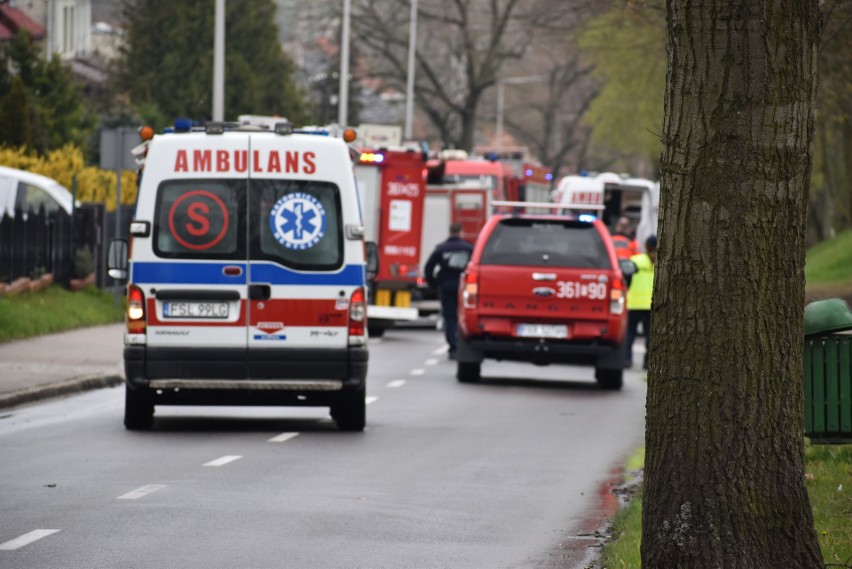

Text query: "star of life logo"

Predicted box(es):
[269, 193, 327, 250]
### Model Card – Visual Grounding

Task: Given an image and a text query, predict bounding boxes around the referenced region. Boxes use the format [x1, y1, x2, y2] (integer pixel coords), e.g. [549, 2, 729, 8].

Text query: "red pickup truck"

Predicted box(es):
[455, 212, 630, 389]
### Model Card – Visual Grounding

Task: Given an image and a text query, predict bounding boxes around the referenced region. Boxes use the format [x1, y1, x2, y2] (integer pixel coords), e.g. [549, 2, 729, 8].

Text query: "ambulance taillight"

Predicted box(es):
[348, 288, 367, 343]
[126, 285, 146, 334]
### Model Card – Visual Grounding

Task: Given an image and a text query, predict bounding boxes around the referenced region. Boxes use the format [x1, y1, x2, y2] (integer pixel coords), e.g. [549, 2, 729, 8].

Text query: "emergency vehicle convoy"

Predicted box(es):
[353, 146, 427, 336]
[108, 118, 369, 431]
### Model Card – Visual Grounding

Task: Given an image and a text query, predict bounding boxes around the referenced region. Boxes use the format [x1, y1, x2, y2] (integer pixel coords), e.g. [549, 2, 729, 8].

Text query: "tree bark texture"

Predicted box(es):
[642, 1, 824, 568]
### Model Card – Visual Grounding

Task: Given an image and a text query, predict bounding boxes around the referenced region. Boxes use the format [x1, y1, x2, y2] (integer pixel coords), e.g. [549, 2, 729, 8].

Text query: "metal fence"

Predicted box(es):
[0, 203, 134, 289]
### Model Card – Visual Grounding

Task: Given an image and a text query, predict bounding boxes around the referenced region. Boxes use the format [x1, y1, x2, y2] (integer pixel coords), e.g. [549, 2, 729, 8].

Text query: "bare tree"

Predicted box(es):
[642, 1, 824, 566]
[349, 0, 585, 151]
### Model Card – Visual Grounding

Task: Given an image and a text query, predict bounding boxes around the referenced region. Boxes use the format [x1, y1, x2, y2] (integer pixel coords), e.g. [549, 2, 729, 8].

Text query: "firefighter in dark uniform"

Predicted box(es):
[424, 222, 474, 359]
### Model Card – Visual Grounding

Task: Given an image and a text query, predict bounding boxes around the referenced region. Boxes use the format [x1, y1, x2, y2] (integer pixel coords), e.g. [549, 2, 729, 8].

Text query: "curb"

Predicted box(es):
[0, 374, 124, 410]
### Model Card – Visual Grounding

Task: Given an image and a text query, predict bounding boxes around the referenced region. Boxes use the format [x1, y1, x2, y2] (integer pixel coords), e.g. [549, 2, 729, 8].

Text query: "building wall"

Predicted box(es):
[17, 0, 91, 59]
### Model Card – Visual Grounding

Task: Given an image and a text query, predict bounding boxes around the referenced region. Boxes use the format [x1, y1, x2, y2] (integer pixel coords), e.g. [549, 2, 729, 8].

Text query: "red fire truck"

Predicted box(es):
[353, 146, 428, 336]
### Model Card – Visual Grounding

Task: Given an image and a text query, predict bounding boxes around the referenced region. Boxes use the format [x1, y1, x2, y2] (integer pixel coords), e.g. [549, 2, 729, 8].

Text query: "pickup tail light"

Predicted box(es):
[127, 284, 146, 334]
[349, 287, 367, 344]
[462, 271, 478, 309]
[610, 278, 625, 315]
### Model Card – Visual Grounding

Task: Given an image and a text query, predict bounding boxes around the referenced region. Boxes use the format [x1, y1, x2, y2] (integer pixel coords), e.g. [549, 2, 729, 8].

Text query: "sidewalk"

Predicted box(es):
[0, 323, 125, 409]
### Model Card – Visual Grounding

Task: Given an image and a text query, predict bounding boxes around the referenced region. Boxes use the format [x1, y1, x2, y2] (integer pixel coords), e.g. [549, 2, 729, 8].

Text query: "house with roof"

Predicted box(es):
[0, 0, 46, 45]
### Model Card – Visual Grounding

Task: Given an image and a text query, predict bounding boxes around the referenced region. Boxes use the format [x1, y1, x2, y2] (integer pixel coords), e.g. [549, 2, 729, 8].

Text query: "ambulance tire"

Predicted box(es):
[333, 388, 366, 431]
[595, 368, 624, 391]
[456, 362, 481, 383]
[124, 385, 154, 430]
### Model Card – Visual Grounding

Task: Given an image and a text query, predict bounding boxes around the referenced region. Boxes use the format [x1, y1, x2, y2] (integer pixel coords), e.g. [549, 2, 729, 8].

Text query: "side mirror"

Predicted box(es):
[365, 241, 379, 281]
[108, 239, 129, 281]
[619, 259, 637, 278]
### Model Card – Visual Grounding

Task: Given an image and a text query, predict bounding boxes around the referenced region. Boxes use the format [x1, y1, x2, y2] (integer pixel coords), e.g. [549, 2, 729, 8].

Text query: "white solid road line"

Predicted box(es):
[0, 529, 60, 551]
[203, 455, 242, 467]
[117, 484, 167, 500]
[386, 380, 406, 388]
[268, 432, 299, 443]
[410, 369, 425, 376]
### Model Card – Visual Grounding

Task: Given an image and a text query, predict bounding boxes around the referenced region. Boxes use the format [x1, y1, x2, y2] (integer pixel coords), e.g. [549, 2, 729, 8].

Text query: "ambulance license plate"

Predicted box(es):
[163, 302, 229, 319]
[517, 323, 568, 339]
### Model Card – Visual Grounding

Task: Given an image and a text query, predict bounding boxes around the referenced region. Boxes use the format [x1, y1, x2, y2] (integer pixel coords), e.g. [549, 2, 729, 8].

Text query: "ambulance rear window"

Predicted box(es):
[153, 180, 244, 258]
[252, 179, 343, 271]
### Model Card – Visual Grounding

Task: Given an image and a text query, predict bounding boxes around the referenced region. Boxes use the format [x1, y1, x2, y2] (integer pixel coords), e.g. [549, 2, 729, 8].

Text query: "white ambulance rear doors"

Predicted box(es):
[246, 133, 361, 376]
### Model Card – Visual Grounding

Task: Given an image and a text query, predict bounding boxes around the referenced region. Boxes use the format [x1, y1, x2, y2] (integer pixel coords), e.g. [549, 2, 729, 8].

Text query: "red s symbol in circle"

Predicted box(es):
[186, 202, 210, 236]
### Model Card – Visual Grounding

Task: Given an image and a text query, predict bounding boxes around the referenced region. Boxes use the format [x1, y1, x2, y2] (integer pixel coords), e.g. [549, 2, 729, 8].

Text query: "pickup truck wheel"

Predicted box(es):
[457, 362, 481, 383]
[124, 385, 154, 430]
[595, 368, 623, 391]
[334, 389, 366, 431]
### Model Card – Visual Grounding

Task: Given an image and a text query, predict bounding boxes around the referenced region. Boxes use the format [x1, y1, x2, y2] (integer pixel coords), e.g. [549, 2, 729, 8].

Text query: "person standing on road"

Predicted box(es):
[424, 222, 473, 359]
[625, 234, 657, 369]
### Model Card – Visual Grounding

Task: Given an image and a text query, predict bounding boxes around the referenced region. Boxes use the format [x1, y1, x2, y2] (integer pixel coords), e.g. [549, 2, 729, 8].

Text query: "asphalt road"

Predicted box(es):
[0, 328, 647, 569]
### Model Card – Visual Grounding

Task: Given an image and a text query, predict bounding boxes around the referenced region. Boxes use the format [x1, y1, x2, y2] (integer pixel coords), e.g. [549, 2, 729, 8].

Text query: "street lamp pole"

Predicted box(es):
[404, 0, 418, 140]
[338, 0, 352, 127]
[212, 0, 225, 121]
[495, 74, 548, 150]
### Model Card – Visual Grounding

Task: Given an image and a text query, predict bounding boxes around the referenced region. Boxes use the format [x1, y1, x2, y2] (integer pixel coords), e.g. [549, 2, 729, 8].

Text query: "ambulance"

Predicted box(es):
[107, 118, 370, 431]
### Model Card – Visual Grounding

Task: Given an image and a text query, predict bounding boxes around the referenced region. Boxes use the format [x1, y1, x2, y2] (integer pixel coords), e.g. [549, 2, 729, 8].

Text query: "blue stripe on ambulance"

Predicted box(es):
[132, 262, 364, 286]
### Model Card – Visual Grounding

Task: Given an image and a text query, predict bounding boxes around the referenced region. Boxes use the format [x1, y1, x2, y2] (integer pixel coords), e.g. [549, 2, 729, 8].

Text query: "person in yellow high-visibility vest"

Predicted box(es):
[625, 235, 657, 369]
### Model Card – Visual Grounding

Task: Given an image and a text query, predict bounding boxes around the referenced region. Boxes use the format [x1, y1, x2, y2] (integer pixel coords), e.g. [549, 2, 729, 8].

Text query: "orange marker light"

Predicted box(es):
[343, 128, 357, 143]
[138, 125, 155, 141]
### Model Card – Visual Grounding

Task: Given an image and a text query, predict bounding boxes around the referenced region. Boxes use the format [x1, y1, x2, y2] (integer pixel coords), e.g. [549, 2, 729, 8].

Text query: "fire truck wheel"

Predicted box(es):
[456, 362, 481, 383]
[367, 323, 388, 337]
[595, 368, 624, 391]
[124, 385, 154, 430]
[333, 389, 366, 431]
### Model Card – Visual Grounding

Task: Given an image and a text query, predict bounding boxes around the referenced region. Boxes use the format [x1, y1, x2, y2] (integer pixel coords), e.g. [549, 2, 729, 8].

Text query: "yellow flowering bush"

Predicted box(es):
[0, 145, 138, 210]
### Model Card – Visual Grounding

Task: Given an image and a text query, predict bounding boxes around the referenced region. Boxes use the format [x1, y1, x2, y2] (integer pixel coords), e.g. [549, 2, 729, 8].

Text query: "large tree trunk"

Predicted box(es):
[641, 2, 824, 567]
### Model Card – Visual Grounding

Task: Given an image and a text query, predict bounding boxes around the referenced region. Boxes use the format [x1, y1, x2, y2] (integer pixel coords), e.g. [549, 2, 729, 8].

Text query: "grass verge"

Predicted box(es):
[0, 285, 124, 343]
[600, 442, 852, 567]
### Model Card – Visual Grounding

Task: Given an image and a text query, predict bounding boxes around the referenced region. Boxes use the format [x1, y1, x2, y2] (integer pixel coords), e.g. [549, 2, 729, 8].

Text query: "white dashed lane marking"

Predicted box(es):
[268, 432, 299, 443]
[410, 369, 425, 376]
[366, 396, 379, 405]
[0, 529, 60, 551]
[424, 359, 439, 366]
[203, 455, 242, 467]
[386, 380, 406, 388]
[431, 346, 449, 356]
[117, 484, 167, 500]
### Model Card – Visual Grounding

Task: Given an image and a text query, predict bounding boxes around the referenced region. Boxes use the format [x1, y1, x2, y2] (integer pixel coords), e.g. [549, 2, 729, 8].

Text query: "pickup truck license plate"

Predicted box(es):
[517, 323, 568, 339]
[163, 301, 229, 319]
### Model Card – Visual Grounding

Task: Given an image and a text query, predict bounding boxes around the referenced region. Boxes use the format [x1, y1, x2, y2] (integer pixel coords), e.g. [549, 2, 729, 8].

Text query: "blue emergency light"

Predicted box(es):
[579, 214, 597, 222]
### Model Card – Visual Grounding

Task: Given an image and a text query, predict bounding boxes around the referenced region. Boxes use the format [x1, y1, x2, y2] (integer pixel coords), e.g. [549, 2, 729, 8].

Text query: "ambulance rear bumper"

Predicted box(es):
[124, 346, 368, 391]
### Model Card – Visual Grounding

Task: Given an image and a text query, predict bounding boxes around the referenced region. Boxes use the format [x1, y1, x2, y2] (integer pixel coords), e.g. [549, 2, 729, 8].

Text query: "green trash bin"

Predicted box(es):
[803, 298, 852, 443]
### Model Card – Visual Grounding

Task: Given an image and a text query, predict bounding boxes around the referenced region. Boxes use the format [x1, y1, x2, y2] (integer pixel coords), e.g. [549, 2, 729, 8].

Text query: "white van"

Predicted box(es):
[0, 166, 78, 218]
[108, 120, 370, 431]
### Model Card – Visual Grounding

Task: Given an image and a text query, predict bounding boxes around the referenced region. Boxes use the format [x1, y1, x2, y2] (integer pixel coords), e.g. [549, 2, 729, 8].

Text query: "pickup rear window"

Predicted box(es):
[480, 218, 611, 268]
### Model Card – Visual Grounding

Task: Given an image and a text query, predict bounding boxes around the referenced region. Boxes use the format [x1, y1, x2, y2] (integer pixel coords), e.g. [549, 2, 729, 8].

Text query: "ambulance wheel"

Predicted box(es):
[334, 389, 366, 432]
[457, 362, 481, 383]
[595, 368, 623, 391]
[124, 385, 154, 430]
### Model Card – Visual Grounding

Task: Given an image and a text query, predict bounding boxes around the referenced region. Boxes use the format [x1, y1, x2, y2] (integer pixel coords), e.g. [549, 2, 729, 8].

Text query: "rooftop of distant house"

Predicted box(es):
[0, 1, 46, 41]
